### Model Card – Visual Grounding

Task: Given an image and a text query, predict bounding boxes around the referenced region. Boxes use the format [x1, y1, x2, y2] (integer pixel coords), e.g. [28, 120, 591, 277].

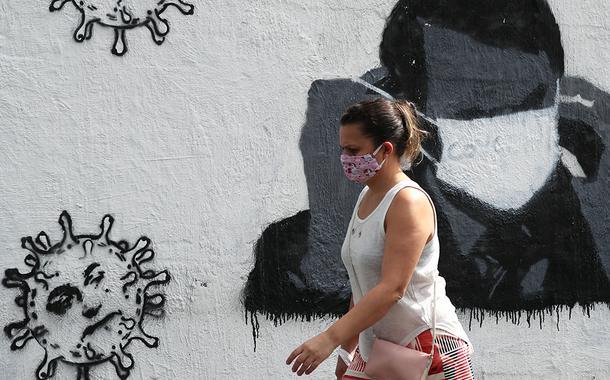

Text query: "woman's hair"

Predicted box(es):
[340, 97, 428, 166]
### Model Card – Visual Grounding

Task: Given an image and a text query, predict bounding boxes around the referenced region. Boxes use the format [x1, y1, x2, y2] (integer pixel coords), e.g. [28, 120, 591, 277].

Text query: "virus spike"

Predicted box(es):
[5, 319, 29, 338]
[34, 272, 50, 290]
[3, 268, 31, 288]
[58, 211, 76, 245]
[73, 14, 98, 42]
[36, 352, 61, 380]
[21, 237, 46, 255]
[48, 0, 71, 12]
[109, 347, 134, 380]
[121, 272, 137, 293]
[83, 240, 94, 257]
[11, 328, 34, 350]
[144, 294, 165, 309]
[163, 0, 195, 15]
[147, 10, 170, 37]
[76, 366, 91, 380]
[99, 215, 114, 242]
[118, 317, 136, 330]
[120, 8, 132, 23]
[24, 254, 39, 267]
[133, 249, 154, 266]
[127, 325, 159, 348]
[142, 270, 170, 285]
[143, 293, 166, 317]
[111, 29, 127, 56]
[126, 237, 150, 257]
[143, 308, 164, 317]
[35, 232, 51, 250]
[145, 23, 165, 45]
[84, 20, 94, 40]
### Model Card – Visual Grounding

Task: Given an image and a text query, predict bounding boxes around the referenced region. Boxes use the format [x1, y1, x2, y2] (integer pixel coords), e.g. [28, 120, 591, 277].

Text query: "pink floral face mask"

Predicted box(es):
[340, 143, 386, 184]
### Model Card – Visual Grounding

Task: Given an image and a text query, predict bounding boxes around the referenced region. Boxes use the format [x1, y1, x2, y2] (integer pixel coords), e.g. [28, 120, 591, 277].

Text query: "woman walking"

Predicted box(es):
[286, 98, 474, 379]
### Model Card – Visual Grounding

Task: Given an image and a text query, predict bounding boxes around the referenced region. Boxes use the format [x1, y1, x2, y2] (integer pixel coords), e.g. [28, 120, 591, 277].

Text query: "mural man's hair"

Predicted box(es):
[379, 0, 564, 109]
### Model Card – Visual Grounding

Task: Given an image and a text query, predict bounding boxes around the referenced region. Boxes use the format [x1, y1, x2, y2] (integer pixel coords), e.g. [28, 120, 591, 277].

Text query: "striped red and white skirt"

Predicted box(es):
[342, 330, 474, 380]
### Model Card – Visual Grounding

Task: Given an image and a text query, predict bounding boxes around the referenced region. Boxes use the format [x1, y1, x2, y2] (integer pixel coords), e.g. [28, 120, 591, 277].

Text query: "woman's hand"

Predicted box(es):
[335, 355, 349, 379]
[286, 331, 339, 376]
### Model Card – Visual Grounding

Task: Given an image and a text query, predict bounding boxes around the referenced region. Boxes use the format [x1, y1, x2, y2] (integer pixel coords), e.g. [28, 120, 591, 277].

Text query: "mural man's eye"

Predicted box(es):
[46, 284, 83, 315]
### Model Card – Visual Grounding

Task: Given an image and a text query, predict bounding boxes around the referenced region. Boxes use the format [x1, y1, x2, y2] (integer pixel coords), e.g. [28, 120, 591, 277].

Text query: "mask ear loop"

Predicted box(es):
[373, 142, 388, 168]
[373, 143, 385, 155]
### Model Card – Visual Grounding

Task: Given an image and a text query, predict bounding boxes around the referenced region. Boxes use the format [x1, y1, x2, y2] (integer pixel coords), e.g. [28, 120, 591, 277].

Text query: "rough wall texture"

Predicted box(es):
[1, 0, 610, 379]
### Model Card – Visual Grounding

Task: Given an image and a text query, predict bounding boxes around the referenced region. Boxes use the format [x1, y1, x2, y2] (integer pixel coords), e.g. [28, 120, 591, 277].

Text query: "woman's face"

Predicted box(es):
[338, 123, 379, 157]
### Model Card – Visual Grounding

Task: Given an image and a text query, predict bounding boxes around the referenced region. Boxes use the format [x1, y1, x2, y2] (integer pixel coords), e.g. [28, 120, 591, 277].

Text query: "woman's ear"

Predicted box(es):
[382, 141, 394, 157]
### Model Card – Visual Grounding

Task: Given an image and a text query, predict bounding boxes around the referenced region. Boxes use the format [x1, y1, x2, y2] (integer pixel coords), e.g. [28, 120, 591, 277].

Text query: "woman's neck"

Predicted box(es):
[365, 162, 410, 194]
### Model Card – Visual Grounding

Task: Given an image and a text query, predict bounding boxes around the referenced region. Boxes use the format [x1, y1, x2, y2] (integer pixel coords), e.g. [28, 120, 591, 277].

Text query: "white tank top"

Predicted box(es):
[340, 178, 473, 362]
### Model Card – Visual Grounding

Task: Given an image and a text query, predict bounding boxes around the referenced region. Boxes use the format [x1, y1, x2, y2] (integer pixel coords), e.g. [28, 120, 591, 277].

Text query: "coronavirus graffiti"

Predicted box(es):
[48, 0, 194, 56]
[3, 211, 171, 380]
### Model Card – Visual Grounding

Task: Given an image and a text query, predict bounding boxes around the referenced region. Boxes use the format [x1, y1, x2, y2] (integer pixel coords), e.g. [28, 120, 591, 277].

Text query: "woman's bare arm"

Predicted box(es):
[339, 296, 358, 352]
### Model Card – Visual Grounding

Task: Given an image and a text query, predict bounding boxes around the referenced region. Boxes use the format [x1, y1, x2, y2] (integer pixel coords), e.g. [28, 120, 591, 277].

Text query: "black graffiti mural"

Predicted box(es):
[49, 0, 194, 56]
[242, 0, 610, 346]
[3, 211, 170, 379]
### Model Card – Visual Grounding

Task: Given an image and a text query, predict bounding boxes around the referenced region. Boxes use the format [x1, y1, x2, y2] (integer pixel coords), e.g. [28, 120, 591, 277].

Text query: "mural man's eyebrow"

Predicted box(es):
[83, 263, 105, 286]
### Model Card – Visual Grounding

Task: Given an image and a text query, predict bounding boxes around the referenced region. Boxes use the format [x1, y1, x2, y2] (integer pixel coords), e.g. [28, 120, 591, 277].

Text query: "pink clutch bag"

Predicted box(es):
[363, 279, 437, 380]
[364, 337, 433, 380]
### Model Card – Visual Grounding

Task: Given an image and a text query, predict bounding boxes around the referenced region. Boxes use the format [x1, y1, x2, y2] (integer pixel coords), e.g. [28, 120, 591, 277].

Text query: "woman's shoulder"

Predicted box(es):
[392, 184, 431, 209]
[385, 183, 435, 233]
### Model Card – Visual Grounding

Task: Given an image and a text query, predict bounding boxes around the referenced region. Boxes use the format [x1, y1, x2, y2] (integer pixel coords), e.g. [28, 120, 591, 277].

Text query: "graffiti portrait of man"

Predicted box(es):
[242, 0, 610, 342]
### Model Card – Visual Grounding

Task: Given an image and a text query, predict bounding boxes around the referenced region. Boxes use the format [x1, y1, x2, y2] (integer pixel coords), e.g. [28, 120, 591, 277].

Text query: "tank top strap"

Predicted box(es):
[407, 180, 437, 237]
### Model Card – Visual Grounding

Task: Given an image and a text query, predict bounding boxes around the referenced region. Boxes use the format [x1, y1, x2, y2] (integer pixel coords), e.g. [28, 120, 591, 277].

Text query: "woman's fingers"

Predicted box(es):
[292, 352, 309, 373]
[287, 335, 330, 376]
[297, 357, 316, 376]
[286, 346, 304, 365]
[304, 360, 319, 375]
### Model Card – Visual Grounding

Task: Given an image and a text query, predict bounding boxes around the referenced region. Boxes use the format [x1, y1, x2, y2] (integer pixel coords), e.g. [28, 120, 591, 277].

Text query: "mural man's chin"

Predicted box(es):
[242, 0, 610, 348]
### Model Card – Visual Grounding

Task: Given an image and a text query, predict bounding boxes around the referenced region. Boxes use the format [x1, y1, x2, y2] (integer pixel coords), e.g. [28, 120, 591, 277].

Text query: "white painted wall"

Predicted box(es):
[1, 0, 609, 378]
